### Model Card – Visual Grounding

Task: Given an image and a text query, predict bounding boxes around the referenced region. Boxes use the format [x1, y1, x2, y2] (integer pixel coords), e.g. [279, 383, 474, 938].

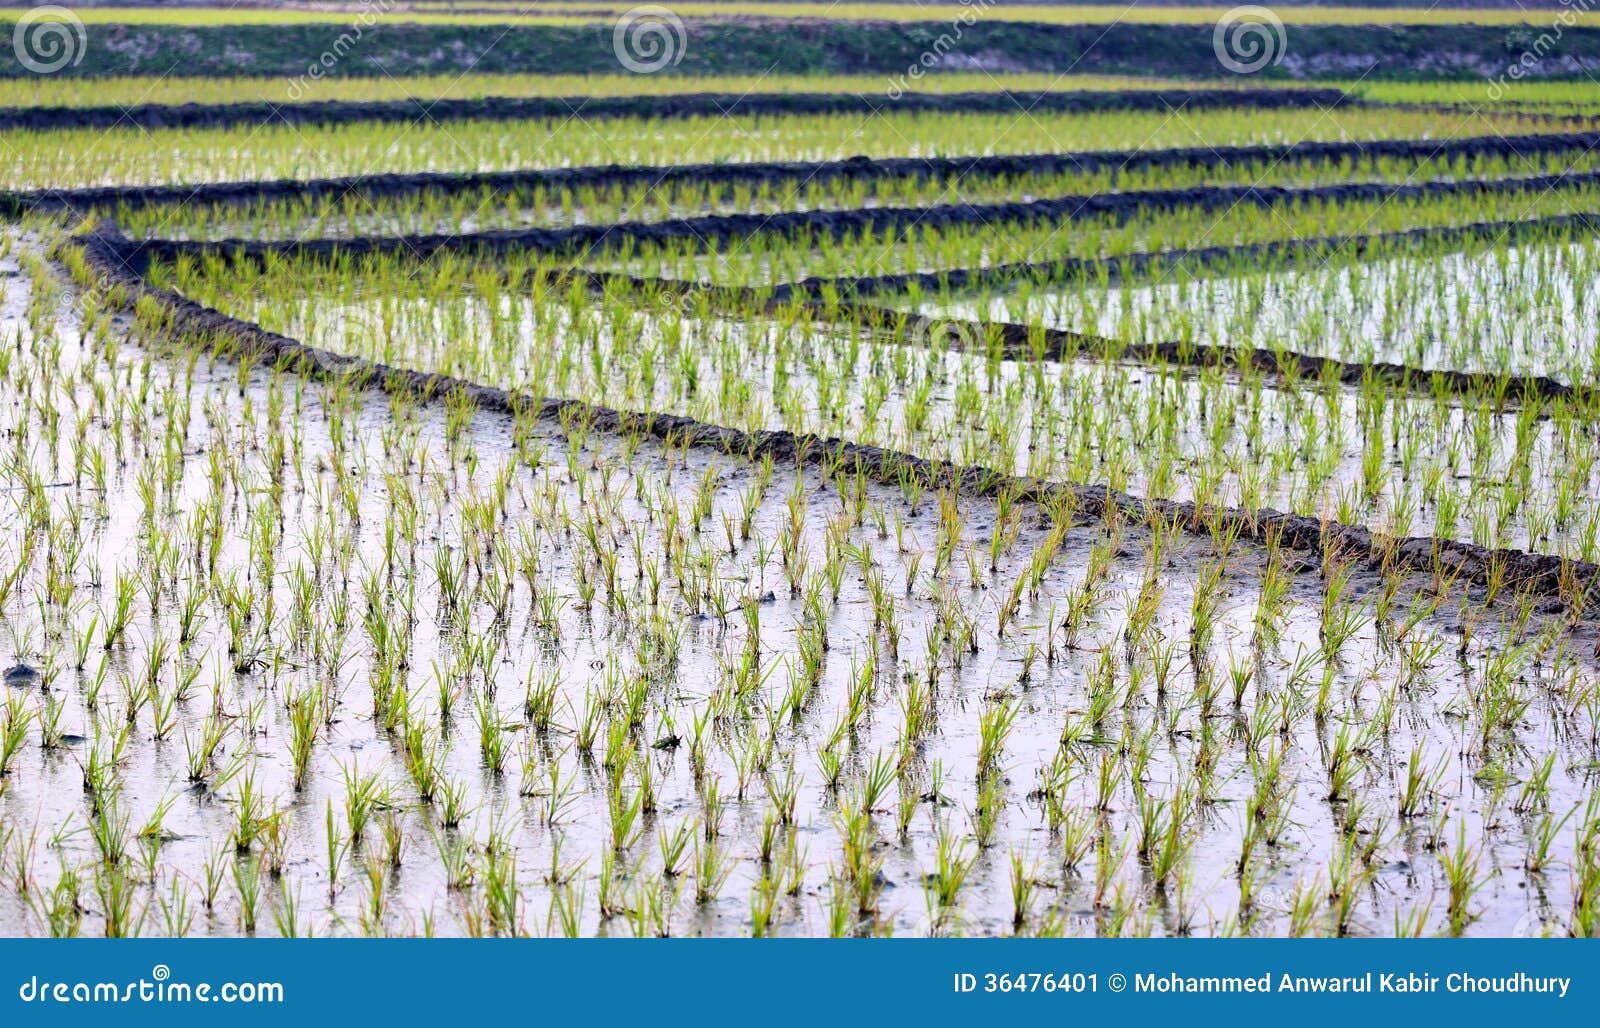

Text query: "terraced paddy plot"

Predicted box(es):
[0, 72, 1580, 118]
[0, 72, 1583, 119]
[908, 241, 1600, 384]
[112, 138, 1600, 243]
[0, 105, 1559, 190]
[1362, 80, 1600, 112]
[0, 72, 1567, 119]
[0, 73, 1227, 109]
[587, 180, 1600, 288]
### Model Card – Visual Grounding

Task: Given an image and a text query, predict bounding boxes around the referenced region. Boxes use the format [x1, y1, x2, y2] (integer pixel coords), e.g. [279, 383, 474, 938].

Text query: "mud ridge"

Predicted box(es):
[13, 127, 1600, 217]
[833, 302, 1596, 404]
[0, 87, 1351, 135]
[122, 168, 1600, 269]
[768, 210, 1600, 300]
[72, 224, 1600, 608]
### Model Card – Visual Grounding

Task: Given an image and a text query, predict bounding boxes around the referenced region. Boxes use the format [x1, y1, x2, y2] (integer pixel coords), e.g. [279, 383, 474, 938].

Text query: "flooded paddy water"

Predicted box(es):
[0, 228, 1596, 938]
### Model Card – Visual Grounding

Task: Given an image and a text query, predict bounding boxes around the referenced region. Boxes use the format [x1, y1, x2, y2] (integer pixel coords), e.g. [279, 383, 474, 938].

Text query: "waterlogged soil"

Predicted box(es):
[0, 237, 1596, 938]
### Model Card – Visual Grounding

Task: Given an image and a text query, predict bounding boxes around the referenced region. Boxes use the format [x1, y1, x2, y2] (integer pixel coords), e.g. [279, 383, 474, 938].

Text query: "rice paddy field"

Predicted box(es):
[5, 4, 1599, 27]
[1, 9, 1598, 944]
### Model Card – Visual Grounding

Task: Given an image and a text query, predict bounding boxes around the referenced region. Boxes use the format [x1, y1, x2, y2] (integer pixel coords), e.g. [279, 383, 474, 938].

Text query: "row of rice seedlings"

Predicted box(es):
[117, 144, 1600, 244]
[588, 179, 1600, 287]
[0, 105, 1553, 191]
[902, 237, 1600, 384]
[159, 249, 1600, 558]
[0, 72, 1216, 110]
[1360, 79, 1600, 111]
[4, 228, 1598, 938]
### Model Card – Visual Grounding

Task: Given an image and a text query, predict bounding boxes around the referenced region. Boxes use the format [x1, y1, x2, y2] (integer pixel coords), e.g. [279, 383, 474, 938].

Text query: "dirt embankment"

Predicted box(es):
[3, 20, 1598, 80]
